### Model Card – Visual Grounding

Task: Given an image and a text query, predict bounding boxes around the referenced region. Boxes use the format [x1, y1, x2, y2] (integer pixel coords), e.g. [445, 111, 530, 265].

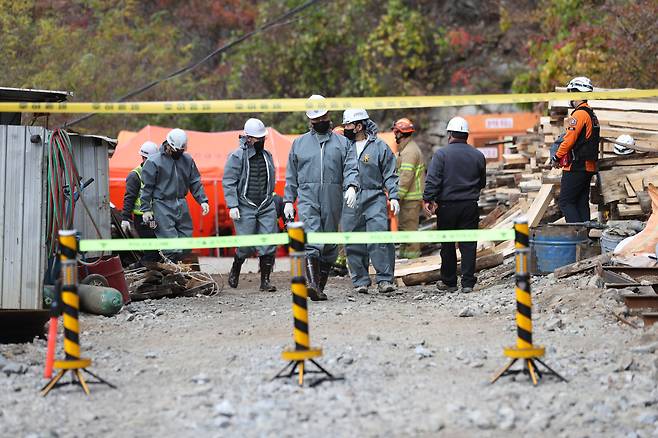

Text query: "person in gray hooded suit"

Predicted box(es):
[283, 95, 359, 301]
[223, 118, 278, 292]
[140, 128, 209, 261]
[341, 109, 399, 294]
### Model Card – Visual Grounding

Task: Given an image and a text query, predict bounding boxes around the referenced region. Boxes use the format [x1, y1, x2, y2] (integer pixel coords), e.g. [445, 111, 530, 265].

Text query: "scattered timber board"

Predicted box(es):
[553, 254, 611, 279]
[525, 184, 555, 227]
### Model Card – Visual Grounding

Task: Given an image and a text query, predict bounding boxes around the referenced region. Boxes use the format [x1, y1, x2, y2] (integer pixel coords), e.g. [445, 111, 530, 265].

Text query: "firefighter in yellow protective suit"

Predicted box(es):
[392, 118, 425, 259]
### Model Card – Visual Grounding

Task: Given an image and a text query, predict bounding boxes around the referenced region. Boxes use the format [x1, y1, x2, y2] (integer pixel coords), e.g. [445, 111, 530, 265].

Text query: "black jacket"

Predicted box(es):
[121, 169, 141, 220]
[423, 141, 486, 202]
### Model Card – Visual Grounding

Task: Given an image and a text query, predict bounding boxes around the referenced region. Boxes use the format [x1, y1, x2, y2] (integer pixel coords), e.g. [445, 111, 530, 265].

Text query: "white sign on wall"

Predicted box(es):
[485, 118, 514, 129]
[478, 146, 499, 159]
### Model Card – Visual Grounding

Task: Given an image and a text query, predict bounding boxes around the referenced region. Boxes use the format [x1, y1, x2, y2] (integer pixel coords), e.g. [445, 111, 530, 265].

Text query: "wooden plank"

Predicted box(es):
[479, 204, 507, 229]
[596, 110, 658, 127]
[554, 254, 611, 279]
[494, 240, 516, 257]
[598, 155, 658, 170]
[590, 100, 658, 112]
[598, 167, 647, 204]
[624, 181, 637, 197]
[395, 255, 442, 277]
[600, 127, 658, 142]
[607, 121, 658, 132]
[525, 184, 555, 227]
[2, 126, 26, 309]
[502, 153, 529, 165]
[20, 127, 44, 309]
[626, 165, 658, 193]
[618, 203, 644, 217]
[550, 99, 658, 113]
[402, 252, 504, 286]
[520, 180, 542, 193]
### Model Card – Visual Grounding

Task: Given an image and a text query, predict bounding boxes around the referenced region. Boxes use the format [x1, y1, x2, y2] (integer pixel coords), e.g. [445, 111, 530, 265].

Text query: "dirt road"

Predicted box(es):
[1, 263, 657, 437]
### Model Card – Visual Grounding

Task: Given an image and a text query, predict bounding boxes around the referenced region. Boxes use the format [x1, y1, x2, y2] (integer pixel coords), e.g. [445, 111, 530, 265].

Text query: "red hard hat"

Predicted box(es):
[392, 118, 415, 134]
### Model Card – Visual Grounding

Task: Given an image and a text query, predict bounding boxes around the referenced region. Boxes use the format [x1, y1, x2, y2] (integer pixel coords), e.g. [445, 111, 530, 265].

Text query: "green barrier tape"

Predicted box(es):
[79, 233, 288, 252]
[79, 229, 514, 252]
[307, 229, 514, 245]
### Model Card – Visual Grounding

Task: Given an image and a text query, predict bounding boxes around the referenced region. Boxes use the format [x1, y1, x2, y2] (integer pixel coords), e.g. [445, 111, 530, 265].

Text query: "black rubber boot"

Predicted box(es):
[259, 255, 277, 292]
[305, 257, 326, 301]
[228, 256, 245, 288]
[318, 261, 331, 293]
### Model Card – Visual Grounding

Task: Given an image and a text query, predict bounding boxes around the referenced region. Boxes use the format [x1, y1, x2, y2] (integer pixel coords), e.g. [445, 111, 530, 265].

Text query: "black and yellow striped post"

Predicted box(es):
[41, 230, 116, 396]
[273, 222, 340, 386]
[491, 218, 567, 386]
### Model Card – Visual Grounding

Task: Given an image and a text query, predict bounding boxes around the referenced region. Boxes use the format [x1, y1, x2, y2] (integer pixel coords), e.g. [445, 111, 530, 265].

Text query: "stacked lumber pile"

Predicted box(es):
[394, 91, 657, 283]
[547, 90, 658, 154]
[545, 88, 658, 220]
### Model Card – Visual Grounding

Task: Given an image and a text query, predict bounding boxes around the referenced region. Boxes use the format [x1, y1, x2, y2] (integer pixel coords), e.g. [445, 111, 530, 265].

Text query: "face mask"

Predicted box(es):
[312, 120, 331, 134]
[395, 134, 403, 144]
[252, 139, 265, 151]
[343, 128, 356, 141]
[171, 149, 184, 160]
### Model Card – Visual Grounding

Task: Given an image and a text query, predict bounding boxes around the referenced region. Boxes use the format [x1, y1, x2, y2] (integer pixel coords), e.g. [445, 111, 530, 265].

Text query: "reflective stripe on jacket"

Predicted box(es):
[131, 165, 144, 215]
[396, 140, 425, 200]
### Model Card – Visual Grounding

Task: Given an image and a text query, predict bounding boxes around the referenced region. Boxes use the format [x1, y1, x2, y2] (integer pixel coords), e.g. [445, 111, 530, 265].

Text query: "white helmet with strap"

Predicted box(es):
[614, 134, 635, 155]
[305, 94, 329, 119]
[342, 108, 369, 125]
[244, 118, 267, 138]
[139, 141, 159, 158]
[166, 128, 188, 150]
[446, 116, 469, 134]
[566, 76, 594, 93]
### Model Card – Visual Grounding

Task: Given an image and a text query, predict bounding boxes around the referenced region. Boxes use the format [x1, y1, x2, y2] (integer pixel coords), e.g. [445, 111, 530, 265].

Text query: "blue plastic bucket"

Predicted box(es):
[530, 225, 588, 274]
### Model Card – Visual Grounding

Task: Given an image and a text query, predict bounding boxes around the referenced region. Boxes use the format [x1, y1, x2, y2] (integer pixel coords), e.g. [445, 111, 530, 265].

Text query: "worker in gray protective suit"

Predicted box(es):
[223, 118, 278, 292]
[341, 109, 400, 294]
[140, 128, 209, 261]
[283, 95, 360, 301]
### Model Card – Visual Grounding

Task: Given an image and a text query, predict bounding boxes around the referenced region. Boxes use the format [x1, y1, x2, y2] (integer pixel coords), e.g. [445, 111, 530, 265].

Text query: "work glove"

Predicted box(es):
[201, 202, 210, 216]
[344, 186, 357, 209]
[550, 155, 560, 169]
[284, 203, 295, 221]
[120, 220, 132, 234]
[229, 207, 240, 220]
[390, 199, 400, 216]
[142, 211, 157, 229]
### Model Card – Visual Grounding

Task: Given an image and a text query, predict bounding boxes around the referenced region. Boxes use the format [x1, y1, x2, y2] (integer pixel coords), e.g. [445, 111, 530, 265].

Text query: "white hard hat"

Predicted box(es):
[244, 118, 267, 138]
[566, 76, 594, 93]
[305, 94, 329, 119]
[446, 116, 469, 134]
[342, 108, 369, 125]
[139, 141, 159, 158]
[166, 128, 187, 150]
[614, 134, 635, 155]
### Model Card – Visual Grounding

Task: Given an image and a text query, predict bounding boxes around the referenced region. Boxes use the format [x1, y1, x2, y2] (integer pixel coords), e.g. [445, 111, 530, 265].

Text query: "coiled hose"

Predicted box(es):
[46, 129, 80, 255]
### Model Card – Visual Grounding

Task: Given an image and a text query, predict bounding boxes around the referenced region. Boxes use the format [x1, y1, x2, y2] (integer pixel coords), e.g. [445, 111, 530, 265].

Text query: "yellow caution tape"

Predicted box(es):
[78, 229, 514, 252]
[2, 90, 657, 114]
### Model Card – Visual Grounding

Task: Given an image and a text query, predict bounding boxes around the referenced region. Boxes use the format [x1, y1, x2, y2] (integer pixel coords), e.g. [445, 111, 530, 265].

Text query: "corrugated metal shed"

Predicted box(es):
[0, 87, 71, 126]
[0, 125, 48, 310]
[0, 86, 71, 102]
[0, 128, 115, 310]
[69, 134, 113, 245]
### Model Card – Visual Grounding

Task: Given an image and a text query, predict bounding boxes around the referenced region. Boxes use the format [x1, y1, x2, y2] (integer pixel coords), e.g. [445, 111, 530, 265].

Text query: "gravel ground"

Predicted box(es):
[2, 260, 658, 437]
